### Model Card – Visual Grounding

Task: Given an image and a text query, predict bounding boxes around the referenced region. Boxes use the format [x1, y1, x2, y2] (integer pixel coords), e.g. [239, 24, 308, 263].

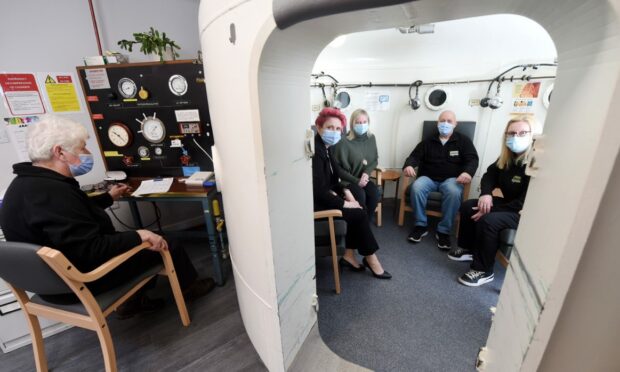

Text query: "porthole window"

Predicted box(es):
[335, 91, 351, 109]
[543, 83, 553, 109]
[425, 85, 449, 111]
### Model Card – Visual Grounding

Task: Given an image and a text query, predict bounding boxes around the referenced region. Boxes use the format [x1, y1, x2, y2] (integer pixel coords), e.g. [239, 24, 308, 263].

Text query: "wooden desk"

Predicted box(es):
[120, 178, 227, 285]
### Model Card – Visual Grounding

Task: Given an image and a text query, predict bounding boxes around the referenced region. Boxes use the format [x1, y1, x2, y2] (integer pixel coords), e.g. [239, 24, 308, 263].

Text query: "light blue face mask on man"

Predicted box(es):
[353, 123, 369, 136]
[321, 129, 342, 146]
[437, 121, 455, 137]
[68, 153, 94, 177]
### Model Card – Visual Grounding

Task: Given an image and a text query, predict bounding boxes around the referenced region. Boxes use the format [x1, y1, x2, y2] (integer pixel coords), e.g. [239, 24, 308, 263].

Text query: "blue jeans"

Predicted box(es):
[409, 176, 463, 234]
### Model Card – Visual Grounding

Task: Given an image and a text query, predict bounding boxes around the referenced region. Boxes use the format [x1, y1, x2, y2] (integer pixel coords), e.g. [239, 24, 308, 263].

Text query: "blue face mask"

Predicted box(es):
[68, 153, 94, 177]
[353, 123, 369, 136]
[437, 121, 455, 137]
[505, 136, 531, 154]
[320, 129, 341, 146]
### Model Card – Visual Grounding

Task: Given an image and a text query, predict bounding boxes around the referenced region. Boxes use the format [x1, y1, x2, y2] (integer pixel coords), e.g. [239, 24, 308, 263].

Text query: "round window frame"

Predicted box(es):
[424, 85, 449, 111]
[543, 83, 554, 109]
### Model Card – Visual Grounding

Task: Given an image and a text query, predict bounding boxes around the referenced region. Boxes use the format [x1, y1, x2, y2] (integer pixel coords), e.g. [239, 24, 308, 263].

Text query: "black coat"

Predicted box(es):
[480, 160, 530, 212]
[0, 163, 141, 272]
[403, 132, 479, 182]
[312, 134, 345, 211]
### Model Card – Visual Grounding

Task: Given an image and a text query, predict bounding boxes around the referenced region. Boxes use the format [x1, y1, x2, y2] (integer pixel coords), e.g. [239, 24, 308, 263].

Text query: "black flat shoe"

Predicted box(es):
[339, 257, 365, 272]
[362, 257, 392, 279]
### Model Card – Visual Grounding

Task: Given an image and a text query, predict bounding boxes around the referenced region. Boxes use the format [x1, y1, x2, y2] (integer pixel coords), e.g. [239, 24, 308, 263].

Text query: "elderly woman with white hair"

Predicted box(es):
[0, 115, 214, 317]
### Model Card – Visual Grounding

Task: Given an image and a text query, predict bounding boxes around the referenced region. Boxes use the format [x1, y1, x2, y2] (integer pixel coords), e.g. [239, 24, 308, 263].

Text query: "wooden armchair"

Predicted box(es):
[370, 168, 383, 226]
[0, 241, 190, 372]
[314, 210, 346, 294]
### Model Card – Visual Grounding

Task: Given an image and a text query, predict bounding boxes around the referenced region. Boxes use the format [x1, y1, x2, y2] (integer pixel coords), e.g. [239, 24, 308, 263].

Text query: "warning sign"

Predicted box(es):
[42, 72, 80, 112]
[0, 73, 46, 115]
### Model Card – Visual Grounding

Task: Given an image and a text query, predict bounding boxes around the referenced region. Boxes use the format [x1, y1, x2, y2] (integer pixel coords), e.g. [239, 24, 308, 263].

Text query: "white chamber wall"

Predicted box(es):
[310, 14, 557, 197]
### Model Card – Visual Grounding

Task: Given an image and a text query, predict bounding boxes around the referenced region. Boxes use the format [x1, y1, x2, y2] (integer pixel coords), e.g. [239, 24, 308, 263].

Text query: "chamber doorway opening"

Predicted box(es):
[310, 14, 555, 371]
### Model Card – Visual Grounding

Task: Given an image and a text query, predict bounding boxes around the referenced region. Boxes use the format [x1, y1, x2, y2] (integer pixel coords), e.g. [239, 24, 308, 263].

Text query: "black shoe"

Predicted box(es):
[436, 232, 452, 250]
[407, 226, 428, 243]
[447, 247, 473, 262]
[339, 257, 365, 272]
[458, 270, 494, 287]
[362, 257, 392, 279]
[116, 294, 165, 320]
[183, 278, 216, 302]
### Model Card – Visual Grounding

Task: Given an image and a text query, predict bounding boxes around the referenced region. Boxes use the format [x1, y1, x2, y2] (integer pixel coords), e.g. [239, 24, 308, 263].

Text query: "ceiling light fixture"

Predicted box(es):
[397, 24, 435, 34]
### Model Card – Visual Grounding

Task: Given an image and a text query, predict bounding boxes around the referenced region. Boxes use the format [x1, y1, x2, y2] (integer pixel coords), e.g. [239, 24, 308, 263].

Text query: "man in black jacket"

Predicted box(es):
[0, 115, 213, 317]
[402, 110, 479, 249]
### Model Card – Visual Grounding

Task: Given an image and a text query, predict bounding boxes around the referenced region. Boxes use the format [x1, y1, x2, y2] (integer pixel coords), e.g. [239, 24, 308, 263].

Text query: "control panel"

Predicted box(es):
[77, 60, 213, 177]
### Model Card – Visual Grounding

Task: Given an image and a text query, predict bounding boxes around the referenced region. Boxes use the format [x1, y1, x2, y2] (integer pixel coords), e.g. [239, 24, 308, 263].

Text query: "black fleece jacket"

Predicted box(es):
[402, 132, 479, 182]
[480, 160, 530, 213]
[312, 134, 345, 211]
[0, 163, 141, 272]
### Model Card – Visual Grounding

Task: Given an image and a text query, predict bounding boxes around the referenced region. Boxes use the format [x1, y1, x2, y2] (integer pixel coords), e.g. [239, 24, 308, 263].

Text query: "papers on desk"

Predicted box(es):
[132, 178, 173, 196]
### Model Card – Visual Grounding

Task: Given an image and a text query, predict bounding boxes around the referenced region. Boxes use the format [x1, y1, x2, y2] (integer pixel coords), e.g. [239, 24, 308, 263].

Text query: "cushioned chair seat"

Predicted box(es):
[31, 263, 163, 315]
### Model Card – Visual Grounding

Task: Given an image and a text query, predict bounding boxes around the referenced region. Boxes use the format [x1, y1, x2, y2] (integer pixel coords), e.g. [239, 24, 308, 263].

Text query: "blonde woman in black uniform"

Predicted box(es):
[448, 117, 533, 286]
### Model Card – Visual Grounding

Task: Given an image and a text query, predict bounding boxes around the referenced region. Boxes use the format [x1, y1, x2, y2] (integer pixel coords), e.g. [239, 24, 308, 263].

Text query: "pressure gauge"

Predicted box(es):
[107, 122, 133, 148]
[137, 146, 150, 158]
[154, 147, 163, 156]
[118, 78, 137, 99]
[168, 74, 188, 96]
[136, 112, 166, 143]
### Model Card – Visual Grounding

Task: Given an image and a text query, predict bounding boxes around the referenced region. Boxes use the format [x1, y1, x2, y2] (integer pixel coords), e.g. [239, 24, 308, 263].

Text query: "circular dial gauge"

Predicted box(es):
[168, 74, 188, 96]
[154, 147, 163, 156]
[140, 116, 166, 143]
[137, 146, 150, 158]
[118, 78, 137, 98]
[107, 122, 133, 147]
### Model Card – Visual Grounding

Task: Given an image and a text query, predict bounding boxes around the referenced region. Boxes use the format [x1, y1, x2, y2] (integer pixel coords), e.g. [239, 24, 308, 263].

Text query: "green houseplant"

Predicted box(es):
[117, 27, 180, 62]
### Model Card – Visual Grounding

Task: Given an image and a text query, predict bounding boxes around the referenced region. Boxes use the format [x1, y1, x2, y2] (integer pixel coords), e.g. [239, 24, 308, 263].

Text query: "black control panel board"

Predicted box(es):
[77, 60, 213, 177]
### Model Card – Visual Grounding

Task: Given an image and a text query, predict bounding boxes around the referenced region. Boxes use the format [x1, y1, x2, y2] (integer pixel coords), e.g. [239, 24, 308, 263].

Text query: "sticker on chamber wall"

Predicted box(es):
[104, 151, 123, 157]
[512, 82, 540, 98]
[511, 98, 534, 114]
[364, 91, 390, 111]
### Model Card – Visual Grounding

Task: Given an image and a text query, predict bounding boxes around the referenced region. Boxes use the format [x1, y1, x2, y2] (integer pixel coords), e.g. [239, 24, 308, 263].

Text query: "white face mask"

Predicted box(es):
[438, 121, 455, 136]
[505, 135, 531, 153]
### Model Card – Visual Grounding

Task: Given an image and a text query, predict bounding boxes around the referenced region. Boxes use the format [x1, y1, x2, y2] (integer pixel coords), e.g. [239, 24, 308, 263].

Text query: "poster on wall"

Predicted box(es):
[37, 72, 82, 113]
[3, 116, 40, 161]
[511, 82, 541, 114]
[0, 73, 46, 116]
[364, 91, 390, 111]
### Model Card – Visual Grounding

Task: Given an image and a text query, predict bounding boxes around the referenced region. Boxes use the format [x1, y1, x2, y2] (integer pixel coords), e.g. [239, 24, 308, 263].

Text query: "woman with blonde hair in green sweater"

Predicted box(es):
[333, 108, 381, 219]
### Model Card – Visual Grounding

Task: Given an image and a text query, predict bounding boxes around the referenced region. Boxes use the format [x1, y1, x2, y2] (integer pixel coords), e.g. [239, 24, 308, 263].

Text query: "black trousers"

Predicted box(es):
[341, 207, 380, 256]
[348, 181, 381, 219]
[42, 238, 198, 304]
[457, 198, 520, 273]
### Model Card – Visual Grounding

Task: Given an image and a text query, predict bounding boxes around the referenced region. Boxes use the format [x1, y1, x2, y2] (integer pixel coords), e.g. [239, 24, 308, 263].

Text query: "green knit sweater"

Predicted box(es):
[333, 133, 378, 186]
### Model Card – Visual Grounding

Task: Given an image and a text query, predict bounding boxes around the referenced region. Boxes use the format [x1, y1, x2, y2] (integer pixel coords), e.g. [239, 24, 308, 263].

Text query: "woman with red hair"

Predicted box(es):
[313, 107, 391, 279]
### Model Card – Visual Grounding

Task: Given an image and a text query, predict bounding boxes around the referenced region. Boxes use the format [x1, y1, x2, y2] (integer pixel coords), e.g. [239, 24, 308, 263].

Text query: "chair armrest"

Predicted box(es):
[314, 210, 343, 219]
[37, 243, 152, 283]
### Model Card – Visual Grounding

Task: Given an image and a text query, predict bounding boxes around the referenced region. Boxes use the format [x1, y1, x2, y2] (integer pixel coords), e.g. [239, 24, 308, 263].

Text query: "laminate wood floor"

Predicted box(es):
[0, 244, 266, 372]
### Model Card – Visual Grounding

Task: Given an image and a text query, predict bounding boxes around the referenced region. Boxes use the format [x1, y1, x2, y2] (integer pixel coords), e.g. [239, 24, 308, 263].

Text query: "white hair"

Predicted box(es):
[27, 115, 89, 162]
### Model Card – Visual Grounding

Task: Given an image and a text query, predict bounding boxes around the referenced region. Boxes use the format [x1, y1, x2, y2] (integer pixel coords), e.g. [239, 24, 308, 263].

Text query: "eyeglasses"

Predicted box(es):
[505, 131, 531, 138]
